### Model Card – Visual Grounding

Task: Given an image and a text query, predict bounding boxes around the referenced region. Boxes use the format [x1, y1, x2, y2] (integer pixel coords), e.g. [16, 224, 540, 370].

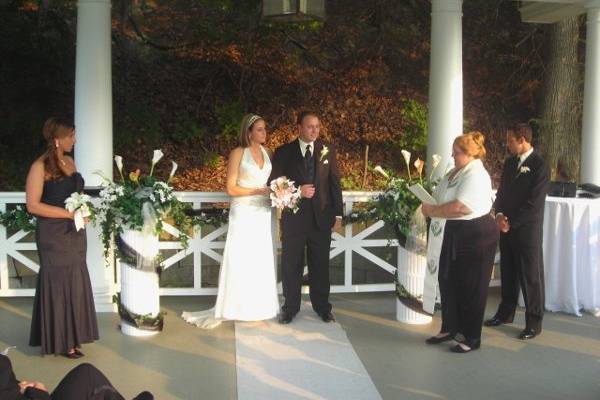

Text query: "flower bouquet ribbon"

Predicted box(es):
[64, 192, 93, 231]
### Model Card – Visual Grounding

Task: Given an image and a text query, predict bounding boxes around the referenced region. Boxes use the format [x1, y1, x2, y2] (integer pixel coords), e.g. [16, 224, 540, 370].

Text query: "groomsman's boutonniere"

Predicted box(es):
[517, 165, 531, 177]
[320, 145, 329, 164]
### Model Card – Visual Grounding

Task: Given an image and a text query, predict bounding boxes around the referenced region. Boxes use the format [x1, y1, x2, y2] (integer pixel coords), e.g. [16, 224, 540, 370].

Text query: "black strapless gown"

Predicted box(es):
[29, 173, 99, 355]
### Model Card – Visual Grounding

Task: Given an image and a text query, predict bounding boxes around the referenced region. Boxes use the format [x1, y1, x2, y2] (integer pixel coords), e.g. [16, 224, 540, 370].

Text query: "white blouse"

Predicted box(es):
[433, 158, 494, 220]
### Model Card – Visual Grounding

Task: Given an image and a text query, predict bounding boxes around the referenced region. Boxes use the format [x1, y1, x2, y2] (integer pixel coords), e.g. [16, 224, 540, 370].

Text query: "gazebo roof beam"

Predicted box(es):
[519, 1, 586, 23]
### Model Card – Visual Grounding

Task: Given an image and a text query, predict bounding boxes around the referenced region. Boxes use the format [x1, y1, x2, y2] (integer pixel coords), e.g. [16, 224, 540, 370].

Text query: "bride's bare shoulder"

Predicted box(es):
[228, 147, 245, 158]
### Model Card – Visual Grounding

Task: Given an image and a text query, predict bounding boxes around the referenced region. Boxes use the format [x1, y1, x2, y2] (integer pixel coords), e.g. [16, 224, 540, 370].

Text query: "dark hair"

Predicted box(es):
[296, 110, 319, 125]
[454, 131, 487, 159]
[41, 117, 75, 180]
[508, 123, 533, 143]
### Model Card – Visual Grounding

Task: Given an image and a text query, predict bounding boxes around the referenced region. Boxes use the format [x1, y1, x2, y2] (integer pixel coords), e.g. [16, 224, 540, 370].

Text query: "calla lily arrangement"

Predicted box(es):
[346, 151, 442, 248]
[94, 150, 203, 261]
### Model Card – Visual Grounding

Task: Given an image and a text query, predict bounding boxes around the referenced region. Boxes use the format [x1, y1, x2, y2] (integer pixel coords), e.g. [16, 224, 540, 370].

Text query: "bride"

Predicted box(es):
[182, 114, 279, 328]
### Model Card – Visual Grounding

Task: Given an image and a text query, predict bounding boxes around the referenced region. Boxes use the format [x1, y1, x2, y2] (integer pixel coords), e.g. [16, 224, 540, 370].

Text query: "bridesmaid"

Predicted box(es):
[26, 117, 99, 358]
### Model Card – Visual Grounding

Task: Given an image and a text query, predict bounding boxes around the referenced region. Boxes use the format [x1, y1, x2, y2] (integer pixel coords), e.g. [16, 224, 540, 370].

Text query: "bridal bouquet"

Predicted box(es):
[269, 177, 301, 213]
[64, 192, 94, 231]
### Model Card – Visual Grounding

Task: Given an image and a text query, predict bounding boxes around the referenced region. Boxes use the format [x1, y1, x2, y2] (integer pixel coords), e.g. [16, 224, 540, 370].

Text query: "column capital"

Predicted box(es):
[431, 0, 462, 14]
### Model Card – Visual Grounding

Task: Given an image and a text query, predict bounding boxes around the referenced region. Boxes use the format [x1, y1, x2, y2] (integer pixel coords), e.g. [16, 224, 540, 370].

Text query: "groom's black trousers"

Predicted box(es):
[281, 203, 332, 315]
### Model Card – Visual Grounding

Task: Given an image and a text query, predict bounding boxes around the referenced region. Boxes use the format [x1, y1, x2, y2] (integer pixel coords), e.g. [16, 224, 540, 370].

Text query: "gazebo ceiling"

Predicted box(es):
[519, 0, 588, 23]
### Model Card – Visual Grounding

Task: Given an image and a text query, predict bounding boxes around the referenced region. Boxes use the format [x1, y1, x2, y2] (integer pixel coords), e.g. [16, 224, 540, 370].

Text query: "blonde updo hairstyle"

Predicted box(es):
[238, 114, 264, 148]
[453, 131, 486, 160]
[41, 117, 74, 180]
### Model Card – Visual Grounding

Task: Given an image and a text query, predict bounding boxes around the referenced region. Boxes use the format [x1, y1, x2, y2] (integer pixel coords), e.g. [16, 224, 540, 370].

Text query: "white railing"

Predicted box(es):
[0, 191, 411, 297]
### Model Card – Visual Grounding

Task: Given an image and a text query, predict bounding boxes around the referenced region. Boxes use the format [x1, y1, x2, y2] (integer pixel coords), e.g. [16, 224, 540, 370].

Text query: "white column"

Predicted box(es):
[74, 0, 115, 311]
[426, 0, 463, 178]
[75, 0, 113, 186]
[581, 1, 600, 185]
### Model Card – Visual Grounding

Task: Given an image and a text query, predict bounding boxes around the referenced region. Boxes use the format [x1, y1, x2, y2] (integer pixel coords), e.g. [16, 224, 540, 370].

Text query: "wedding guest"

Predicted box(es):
[421, 132, 499, 353]
[26, 117, 98, 358]
[484, 123, 550, 340]
[0, 353, 153, 399]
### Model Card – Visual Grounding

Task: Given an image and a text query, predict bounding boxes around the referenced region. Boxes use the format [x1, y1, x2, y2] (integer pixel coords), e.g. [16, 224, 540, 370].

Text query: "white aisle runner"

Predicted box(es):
[235, 303, 382, 400]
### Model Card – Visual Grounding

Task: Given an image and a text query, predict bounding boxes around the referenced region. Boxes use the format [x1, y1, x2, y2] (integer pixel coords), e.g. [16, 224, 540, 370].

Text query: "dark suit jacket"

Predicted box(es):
[269, 139, 343, 233]
[493, 150, 550, 231]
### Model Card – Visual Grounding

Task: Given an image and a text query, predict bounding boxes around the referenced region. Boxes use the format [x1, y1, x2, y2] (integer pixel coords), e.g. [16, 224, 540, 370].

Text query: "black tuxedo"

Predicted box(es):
[269, 138, 343, 315]
[493, 150, 550, 332]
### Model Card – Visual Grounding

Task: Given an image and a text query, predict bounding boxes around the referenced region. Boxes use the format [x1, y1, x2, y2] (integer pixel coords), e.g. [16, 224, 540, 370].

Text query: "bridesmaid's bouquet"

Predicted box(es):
[64, 192, 94, 231]
[269, 177, 301, 213]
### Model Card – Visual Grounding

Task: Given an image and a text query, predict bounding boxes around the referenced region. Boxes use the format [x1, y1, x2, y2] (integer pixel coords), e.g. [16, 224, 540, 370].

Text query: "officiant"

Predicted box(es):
[421, 132, 498, 353]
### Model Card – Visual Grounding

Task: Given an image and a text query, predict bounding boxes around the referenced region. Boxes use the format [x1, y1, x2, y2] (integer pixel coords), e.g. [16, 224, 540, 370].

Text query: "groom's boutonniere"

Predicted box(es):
[320, 145, 329, 164]
[516, 165, 531, 177]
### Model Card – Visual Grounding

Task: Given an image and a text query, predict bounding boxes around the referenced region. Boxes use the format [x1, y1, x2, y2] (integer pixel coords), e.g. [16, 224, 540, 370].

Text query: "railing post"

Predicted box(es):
[0, 201, 7, 295]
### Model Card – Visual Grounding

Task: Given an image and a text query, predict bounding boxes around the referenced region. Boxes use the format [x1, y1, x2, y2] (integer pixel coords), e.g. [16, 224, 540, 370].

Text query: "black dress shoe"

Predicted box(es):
[484, 317, 510, 327]
[425, 333, 454, 345]
[277, 311, 294, 324]
[450, 339, 481, 353]
[518, 328, 538, 340]
[319, 311, 335, 323]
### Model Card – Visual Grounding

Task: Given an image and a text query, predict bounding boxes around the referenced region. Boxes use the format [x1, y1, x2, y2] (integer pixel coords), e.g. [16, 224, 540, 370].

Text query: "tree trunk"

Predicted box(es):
[538, 16, 582, 181]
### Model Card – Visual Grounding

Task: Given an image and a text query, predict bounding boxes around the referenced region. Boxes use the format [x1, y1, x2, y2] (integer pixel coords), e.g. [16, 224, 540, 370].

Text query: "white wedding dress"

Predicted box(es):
[182, 146, 279, 328]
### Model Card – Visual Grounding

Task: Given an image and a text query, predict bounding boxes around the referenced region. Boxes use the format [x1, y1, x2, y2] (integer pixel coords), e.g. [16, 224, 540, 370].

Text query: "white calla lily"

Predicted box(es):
[152, 149, 164, 165]
[373, 165, 390, 179]
[114, 155, 124, 182]
[401, 150, 412, 180]
[149, 149, 164, 176]
[169, 161, 178, 181]
[401, 150, 411, 165]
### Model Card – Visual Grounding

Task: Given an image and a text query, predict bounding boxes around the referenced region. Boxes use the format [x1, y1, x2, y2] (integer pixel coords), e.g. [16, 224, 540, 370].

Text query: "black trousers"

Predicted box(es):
[439, 215, 499, 342]
[280, 206, 332, 315]
[495, 223, 545, 331]
[50, 363, 124, 400]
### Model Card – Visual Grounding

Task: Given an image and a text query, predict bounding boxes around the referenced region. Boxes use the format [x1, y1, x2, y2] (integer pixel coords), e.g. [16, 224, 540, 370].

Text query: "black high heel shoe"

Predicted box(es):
[63, 351, 83, 359]
[450, 338, 481, 353]
[425, 333, 454, 345]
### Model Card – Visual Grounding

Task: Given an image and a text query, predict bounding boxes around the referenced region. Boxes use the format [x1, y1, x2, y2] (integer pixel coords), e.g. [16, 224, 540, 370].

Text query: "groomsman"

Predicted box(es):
[485, 123, 550, 339]
[269, 111, 343, 324]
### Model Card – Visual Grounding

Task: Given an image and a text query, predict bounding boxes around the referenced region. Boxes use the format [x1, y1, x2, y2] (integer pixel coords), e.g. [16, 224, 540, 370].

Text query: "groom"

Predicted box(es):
[269, 111, 343, 324]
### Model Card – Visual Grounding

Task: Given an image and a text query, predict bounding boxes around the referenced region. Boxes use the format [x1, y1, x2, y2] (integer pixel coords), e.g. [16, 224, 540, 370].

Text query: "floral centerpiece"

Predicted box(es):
[95, 150, 204, 336]
[346, 150, 443, 323]
[347, 150, 442, 245]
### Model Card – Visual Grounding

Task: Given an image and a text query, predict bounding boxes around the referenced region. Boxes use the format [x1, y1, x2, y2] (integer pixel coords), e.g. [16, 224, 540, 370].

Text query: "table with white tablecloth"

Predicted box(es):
[543, 196, 600, 316]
